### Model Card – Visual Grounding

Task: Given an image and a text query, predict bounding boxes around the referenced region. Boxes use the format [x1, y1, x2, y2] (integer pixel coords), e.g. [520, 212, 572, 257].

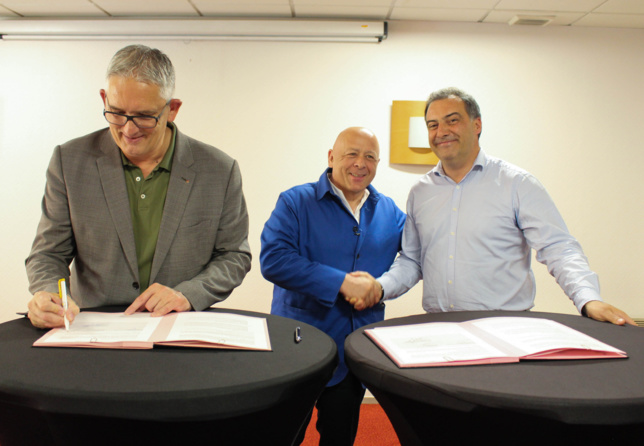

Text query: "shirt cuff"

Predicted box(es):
[573, 288, 603, 315]
[377, 277, 394, 301]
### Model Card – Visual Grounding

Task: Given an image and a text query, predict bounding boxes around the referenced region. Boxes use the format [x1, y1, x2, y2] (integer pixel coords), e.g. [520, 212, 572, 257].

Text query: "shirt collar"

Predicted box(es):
[316, 168, 379, 202]
[327, 171, 371, 204]
[120, 122, 176, 172]
[431, 149, 488, 179]
[324, 170, 371, 223]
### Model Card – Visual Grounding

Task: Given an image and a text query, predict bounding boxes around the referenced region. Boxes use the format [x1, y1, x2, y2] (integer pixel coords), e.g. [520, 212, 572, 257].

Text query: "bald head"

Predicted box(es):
[333, 127, 380, 153]
[328, 127, 380, 204]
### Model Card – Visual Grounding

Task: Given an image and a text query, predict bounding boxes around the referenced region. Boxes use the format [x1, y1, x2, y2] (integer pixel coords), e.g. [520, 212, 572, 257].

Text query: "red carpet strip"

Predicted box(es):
[301, 404, 400, 445]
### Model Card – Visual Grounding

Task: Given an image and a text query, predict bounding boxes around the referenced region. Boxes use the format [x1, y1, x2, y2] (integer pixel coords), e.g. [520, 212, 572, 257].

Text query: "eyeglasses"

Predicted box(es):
[103, 99, 171, 129]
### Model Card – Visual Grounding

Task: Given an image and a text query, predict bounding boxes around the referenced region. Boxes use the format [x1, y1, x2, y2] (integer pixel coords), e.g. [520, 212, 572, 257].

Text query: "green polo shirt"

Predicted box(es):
[121, 124, 177, 291]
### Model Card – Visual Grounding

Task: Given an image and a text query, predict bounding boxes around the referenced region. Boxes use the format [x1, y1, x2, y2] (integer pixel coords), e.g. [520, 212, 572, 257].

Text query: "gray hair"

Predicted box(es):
[425, 87, 481, 120]
[106, 45, 175, 101]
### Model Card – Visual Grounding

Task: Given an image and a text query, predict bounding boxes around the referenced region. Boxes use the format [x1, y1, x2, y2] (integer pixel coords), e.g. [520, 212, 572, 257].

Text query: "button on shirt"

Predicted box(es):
[122, 124, 176, 291]
[379, 150, 601, 313]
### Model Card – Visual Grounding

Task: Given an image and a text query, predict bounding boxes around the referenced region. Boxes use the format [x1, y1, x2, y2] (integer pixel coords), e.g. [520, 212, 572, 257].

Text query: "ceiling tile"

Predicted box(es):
[483, 10, 585, 26]
[294, 5, 390, 19]
[396, 0, 497, 8]
[574, 12, 644, 28]
[294, 0, 392, 5]
[1, 0, 641, 29]
[0, 0, 104, 16]
[391, 8, 488, 22]
[594, 0, 644, 14]
[0, 5, 19, 17]
[198, 0, 290, 3]
[192, 0, 291, 17]
[496, 0, 605, 13]
[92, 0, 198, 16]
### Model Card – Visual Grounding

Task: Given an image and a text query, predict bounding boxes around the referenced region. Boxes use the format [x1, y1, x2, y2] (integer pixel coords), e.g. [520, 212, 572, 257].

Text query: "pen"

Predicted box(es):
[58, 278, 70, 331]
[294, 326, 302, 343]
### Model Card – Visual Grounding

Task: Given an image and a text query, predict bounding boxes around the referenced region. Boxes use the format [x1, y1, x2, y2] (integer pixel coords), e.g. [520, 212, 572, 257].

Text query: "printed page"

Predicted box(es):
[468, 317, 626, 356]
[162, 312, 271, 350]
[34, 312, 161, 346]
[367, 322, 512, 367]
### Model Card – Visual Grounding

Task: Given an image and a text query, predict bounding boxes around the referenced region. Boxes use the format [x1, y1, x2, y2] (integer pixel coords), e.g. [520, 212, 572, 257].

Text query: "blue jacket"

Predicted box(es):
[260, 169, 405, 385]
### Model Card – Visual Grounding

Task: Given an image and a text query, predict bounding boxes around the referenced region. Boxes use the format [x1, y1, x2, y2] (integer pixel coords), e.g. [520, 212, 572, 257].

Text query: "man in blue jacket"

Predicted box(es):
[260, 127, 405, 445]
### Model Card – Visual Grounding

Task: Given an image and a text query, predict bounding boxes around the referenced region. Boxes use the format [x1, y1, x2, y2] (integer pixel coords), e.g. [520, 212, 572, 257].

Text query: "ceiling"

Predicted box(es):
[0, 0, 643, 29]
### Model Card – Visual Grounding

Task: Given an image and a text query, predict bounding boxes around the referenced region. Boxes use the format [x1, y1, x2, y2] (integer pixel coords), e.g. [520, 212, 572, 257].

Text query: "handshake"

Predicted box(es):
[340, 272, 383, 311]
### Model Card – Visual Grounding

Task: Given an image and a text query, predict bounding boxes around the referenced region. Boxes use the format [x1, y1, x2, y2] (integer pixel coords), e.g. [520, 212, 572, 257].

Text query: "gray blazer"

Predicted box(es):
[26, 126, 251, 310]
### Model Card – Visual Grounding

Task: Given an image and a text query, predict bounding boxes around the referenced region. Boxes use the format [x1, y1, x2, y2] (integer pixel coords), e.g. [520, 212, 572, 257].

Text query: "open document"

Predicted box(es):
[33, 311, 272, 351]
[364, 317, 626, 368]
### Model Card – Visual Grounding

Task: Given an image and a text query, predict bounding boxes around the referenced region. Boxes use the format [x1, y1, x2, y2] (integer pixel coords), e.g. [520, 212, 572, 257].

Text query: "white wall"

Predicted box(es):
[1, 21, 643, 324]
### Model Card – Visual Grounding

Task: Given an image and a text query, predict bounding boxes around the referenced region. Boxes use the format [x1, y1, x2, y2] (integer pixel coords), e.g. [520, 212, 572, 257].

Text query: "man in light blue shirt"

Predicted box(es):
[367, 87, 633, 325]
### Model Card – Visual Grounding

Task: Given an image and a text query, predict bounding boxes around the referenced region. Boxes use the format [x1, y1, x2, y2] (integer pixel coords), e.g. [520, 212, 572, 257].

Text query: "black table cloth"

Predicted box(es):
[0, 307, 337, 446]
[345, 310, 644, 445]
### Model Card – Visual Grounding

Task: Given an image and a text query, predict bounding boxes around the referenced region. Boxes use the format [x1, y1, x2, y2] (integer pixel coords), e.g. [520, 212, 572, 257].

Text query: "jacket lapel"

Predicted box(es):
[150, 131, 196, 282]
[96, 135, 139, 280]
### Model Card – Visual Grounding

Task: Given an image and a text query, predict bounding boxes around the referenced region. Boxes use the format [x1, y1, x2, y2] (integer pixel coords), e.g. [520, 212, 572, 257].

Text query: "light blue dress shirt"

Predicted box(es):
[379, 150, 601, 314]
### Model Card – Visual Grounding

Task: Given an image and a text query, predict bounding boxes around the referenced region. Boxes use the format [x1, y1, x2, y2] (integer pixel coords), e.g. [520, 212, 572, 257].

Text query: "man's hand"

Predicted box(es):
[27, 291, 80, 329]
[125, 283, 192, 316]
[583, 301, 637, 326]
[341, 272, 382, 311]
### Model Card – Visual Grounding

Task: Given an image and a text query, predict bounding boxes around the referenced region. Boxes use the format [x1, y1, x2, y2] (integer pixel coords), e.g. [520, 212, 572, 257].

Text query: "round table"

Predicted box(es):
[345, 311, 644, 445]
[0, 307, 337, 446]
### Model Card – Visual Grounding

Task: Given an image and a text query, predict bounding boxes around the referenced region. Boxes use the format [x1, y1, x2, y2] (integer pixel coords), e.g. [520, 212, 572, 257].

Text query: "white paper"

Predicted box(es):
[469, 317, 624, 355]
[369, 322, 509, 365]
[36, 312, 161, 344]
[164, 312, 271, 350]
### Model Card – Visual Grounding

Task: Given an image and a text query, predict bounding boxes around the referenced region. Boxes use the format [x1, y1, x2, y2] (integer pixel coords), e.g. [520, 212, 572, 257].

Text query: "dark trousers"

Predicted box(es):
[295, 372, 366, 446]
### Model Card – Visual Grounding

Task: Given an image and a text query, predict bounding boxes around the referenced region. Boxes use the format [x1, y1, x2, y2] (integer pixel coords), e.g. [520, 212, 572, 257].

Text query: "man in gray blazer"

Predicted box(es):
[26, 44, 251, 328]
